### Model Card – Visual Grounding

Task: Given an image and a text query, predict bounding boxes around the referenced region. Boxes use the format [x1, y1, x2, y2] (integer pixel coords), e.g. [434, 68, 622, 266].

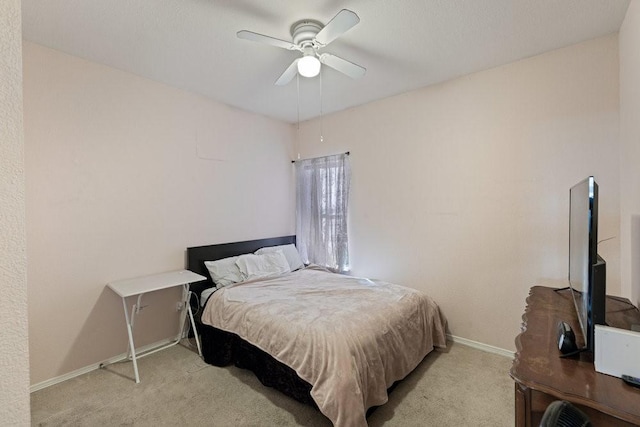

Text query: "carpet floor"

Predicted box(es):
[31, 341, 514, 426]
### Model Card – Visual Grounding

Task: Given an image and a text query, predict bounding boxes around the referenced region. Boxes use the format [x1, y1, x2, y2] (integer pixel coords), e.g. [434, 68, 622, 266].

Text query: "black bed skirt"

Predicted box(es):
[198, 321, 318, 409]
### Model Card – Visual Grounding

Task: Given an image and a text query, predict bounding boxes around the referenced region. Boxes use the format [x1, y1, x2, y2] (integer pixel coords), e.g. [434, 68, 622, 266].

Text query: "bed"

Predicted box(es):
[187, 236, 447, 427]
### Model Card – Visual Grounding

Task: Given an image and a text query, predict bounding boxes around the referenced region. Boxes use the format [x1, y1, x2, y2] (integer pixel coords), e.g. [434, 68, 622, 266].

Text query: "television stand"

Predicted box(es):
[510, 286, 640, 426]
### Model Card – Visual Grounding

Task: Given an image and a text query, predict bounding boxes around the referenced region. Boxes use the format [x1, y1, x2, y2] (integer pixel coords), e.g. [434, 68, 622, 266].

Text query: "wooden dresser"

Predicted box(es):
[510, 286, 640, 426]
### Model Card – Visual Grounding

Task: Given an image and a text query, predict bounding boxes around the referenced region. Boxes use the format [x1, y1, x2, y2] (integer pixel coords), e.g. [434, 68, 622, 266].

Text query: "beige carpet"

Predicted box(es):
[31, 341, 514, 426]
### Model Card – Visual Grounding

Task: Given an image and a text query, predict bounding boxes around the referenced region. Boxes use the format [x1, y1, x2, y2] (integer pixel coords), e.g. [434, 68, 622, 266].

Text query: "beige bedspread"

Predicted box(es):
[200, 266, 447, 426]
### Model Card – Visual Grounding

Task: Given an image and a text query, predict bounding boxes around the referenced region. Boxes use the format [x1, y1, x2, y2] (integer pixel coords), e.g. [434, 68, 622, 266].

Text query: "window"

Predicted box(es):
[295, 153, 351, 272]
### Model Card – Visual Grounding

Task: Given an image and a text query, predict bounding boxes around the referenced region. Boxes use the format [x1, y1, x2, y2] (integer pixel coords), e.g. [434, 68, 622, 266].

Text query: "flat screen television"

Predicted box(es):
[568, 176, 606, 353]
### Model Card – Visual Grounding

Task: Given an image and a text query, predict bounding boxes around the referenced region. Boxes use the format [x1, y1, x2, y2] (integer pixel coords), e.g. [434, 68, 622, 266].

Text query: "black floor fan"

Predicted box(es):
[539, 401, 592, 427]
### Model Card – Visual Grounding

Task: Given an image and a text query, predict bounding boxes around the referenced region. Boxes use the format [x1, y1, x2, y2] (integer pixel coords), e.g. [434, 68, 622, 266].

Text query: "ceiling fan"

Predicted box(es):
[237, 9, 366, 86]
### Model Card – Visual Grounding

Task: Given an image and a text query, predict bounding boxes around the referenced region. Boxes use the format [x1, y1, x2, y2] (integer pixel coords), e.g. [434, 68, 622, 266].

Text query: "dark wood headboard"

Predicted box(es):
[186, 235, 296, 296]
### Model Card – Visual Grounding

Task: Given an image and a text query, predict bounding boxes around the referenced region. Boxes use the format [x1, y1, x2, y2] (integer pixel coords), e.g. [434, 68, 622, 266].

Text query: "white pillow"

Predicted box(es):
[204, 256, 244, 288]
[255, 244, 304, 271]
[236, 250, 290, 281]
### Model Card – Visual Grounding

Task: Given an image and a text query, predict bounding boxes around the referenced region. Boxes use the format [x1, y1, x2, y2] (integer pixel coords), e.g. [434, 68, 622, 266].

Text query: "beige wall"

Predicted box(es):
[620, 1, 640, 308]
[24, 42, 296, 385]
[0, 0, 30, 423]
[297, 35, 620, 351]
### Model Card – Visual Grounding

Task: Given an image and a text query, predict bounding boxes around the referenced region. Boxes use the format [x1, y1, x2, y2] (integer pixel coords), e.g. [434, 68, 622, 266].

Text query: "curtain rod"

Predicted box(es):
[291, 151, 350, 164]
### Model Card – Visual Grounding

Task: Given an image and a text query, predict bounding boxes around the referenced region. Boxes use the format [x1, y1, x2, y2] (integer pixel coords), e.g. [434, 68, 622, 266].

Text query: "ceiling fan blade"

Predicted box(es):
[314, 9, 360, 47]
[275, 59, 300, 86]
[237, 30, 299, 51]
[319, 53, 366, 79]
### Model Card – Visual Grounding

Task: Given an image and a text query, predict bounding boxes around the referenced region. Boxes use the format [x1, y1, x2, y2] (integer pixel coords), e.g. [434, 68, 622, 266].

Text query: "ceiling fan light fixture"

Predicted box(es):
[297, 55, 321, 78]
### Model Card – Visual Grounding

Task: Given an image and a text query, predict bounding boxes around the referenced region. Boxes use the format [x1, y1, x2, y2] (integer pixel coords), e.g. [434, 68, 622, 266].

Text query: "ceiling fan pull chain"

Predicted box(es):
[296, 73, 301, 159]
[320, 69, 324, 143]
[296, 73, 300, 131]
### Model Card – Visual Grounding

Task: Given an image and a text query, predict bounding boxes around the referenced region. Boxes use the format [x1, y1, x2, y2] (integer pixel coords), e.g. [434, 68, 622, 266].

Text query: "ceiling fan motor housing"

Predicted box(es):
[291, 20, 322, 47]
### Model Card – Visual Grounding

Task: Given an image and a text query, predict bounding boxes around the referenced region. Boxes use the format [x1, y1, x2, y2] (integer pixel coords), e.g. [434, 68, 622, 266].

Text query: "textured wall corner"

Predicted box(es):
[0, 0, 30, 424]
[620, 0, 640, 308]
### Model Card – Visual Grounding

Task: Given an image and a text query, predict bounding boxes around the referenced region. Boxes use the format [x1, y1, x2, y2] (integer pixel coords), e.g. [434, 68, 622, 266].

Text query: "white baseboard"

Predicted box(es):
[31, 334, 512, 392]
[447, 334, 514, 359]
[30, 338, 175, 393]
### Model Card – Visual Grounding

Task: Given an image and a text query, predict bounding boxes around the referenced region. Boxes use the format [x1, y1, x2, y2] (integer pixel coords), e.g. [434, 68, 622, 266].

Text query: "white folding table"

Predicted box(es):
[106, 269, 206, 383]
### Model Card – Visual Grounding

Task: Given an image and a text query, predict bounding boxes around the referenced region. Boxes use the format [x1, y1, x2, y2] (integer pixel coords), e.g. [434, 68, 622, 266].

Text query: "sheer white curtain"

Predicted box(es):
[295, 153, 351, 272]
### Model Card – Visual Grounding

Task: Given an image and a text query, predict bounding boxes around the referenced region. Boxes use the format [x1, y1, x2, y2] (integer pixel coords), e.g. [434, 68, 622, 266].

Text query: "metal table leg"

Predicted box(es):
[122, 296, 140, 384]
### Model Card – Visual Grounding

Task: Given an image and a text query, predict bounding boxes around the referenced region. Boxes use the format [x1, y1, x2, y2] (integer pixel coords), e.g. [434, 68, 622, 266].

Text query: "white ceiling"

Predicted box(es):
[21, 0, 630, 124]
